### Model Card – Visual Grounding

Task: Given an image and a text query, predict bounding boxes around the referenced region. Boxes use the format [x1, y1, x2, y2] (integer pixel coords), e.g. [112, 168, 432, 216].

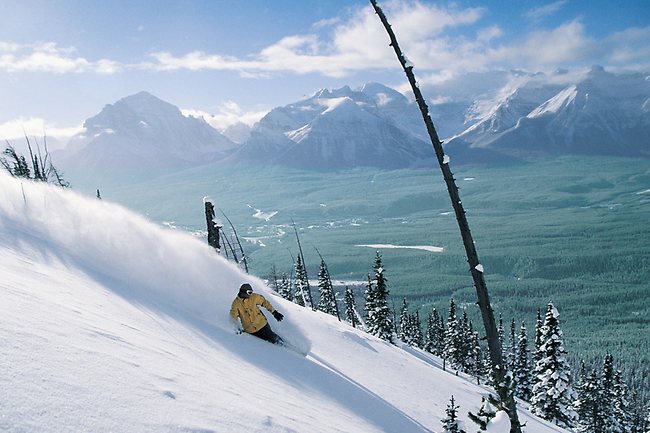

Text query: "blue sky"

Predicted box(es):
[1, 0, 648, 143]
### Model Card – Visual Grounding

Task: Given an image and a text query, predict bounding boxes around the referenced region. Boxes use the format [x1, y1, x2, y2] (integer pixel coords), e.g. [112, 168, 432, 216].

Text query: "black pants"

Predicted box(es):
[251, 323, 282, 345]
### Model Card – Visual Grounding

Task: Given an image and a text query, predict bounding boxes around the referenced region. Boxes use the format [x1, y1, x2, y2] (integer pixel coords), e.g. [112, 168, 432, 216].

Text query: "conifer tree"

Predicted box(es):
[434, 308, 446, 356]
[513, 321, 532, 401]
[468, 323, 484, 381]
[1, 146, 31, 178]
[343, 286, 360, 328]
[442, 395, 464, 433]
[575, 369, 603, 433]
[1, 140, 68, 187]
[533, 308, 543, 366]
[497, 313, 505, 353]
[424, 309, 436, 353]
[364, 252, 393, 343]
[506, 318, 517, 373]
[399, 298, 411, 344]
[316, 258, 338, 317]
[602, 353, 624, 433]
[293, 255, 311, 307]
[468, 395, 497, 430]
[424, 307, 446, 356]
[627, 392, 645, 433]
[530, 302, 578, 429]
[613, 370, 632, 433]
[411, 310, 423, 349]
[277, 273, 292, 300]
[459, 310, 472, 371]
[444, 299, 463, 370]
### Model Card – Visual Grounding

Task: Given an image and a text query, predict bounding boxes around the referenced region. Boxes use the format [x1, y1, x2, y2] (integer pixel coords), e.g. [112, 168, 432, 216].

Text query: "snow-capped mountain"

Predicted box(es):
[235, 83, 436, 168]
[445, 67, 650, 161]
[60, 91, 237, 168]
[0, 171, 563, 433]
[55, 67, 649, 171]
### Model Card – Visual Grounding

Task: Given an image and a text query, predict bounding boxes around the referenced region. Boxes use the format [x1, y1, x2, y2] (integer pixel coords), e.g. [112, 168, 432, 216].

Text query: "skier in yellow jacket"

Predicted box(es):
[230, 283, 284, 344]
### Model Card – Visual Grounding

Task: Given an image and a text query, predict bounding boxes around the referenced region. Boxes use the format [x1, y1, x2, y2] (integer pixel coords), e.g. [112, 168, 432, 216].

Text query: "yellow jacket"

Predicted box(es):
[229, 292, 277, 334]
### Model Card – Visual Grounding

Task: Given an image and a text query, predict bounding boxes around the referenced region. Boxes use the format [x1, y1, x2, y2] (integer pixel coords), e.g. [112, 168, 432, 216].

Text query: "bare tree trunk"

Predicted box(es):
[221, 210, 248, 273]
[291, 219, 314, 309]
[204, 201, 221, 252]
[369, 2, 521, 432]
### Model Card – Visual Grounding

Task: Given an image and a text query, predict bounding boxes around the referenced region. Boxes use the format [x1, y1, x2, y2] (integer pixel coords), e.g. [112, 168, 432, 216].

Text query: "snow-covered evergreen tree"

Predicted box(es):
[513, 321, 532, 401]
[602, 352, 623, 433]
[497, 313, 505, 354]
[469, 324, 484, 381]
[533, 308, 543, 366]
[444, 299, 463, 370]
[398, 298, 411, 344]
[575, 369, 603, 433]
[441, 395, 464, 433]
[628, 393, 646, 433]
[506, 318, 517, 374]
[293, 255, 311, 308]
[530, 302, 578, 429]
[411, 310, 423, 349]
[316, 258, 338, 317]
[277, 273, 292, 300]
[468, 395, 497, 430]
[424, 307, 445, 356]
[343, 286, 360, 328]
[613, 370, 632, 433]
[424, 310, 436, 353]
[364, 252, 393, 343]
[458, 310, 472, 372]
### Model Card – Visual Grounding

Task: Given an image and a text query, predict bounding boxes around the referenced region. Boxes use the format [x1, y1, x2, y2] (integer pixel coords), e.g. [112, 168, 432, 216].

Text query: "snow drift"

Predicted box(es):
[0, 172, 564, 433]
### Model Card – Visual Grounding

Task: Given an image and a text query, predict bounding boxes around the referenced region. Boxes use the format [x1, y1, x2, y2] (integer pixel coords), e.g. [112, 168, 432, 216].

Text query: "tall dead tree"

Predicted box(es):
[204, 200, 222, 252]
[221, 210, 249, 273]
[291, 219, 314, 309]
[369, 2, 521, 432]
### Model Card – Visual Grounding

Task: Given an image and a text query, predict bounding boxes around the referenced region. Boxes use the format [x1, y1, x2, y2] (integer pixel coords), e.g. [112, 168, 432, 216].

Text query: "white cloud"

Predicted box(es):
[0, 41, 121, 74]
[148, 50, 242, 72]
[488, 20, 593, 69]
[0, 41, 20, 52]
[181, 102, 268, 131]
[599, 26, 650, 70]
[524, 1, 568, 22]
[0, 117, 82, 143]
[146, 2, 487, 77]
[1, 1, 648, 80]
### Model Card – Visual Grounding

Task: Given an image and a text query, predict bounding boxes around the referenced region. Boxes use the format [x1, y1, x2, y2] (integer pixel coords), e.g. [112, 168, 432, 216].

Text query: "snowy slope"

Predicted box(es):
[0, 173, 566, 433]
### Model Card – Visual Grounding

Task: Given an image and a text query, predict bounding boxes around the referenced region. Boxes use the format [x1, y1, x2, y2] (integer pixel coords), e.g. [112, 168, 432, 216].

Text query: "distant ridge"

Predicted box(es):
[445, 66, 650, 161]
[58, 67, 649, 170]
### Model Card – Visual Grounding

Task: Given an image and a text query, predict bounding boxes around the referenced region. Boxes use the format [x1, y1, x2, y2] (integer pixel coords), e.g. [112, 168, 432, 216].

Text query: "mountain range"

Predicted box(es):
[445, 66, 650, 161]
[58, 66, 650, 169]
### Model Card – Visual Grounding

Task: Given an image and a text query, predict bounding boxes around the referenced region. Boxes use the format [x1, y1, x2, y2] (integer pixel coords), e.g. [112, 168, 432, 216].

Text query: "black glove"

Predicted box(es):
[272, 311, 284, 322]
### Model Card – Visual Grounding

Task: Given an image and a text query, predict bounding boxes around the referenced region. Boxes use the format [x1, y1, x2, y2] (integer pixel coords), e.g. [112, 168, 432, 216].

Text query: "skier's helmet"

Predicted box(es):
[239, 283, 253, 297]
